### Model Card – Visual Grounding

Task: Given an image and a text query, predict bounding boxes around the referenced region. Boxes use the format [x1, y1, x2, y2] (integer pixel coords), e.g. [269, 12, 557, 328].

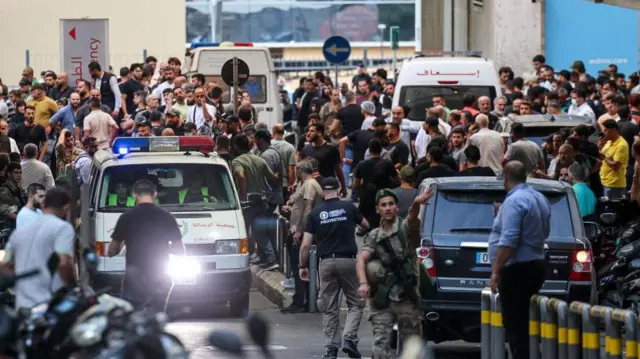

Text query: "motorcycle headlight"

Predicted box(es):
[71, 315, 108, 347]
[601, 213, 616, 225]
[215, 240, 239, 255]
[166, 255, 201, 278]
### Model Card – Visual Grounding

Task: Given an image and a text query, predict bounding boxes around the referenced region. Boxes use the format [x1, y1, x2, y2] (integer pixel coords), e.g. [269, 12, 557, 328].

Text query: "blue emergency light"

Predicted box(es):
[112, 136, 214, 157]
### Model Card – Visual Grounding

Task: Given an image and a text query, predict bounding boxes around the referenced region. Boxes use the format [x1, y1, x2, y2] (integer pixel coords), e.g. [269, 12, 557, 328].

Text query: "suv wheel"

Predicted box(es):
[229, 292, 250, 317]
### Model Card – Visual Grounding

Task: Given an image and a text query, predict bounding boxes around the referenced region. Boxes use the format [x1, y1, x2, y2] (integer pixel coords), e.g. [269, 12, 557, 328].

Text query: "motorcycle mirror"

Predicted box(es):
[583, 221, 600, 241]
[208, 330, 244, 356]
[246, 312, 270, 349]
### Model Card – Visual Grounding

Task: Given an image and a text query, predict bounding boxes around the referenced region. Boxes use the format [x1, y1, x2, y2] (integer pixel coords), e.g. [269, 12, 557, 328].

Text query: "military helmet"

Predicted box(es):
[366, 260, 387, 285]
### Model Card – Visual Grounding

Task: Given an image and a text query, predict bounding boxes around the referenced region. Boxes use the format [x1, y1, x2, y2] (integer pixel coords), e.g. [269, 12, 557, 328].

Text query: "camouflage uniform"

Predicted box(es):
[0, 180, 27, 242]
[361, 217, 423, 359]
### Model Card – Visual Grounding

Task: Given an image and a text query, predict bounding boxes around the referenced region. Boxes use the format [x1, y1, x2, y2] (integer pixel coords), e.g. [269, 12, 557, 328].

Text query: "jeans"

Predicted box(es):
[498, 260, 545, 359]
[287, 236, 308, 307]
[248, 205, 277, 263]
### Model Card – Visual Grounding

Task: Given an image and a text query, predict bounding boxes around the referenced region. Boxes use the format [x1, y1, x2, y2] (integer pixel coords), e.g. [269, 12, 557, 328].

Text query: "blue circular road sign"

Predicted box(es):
[323, 36, 352, 64]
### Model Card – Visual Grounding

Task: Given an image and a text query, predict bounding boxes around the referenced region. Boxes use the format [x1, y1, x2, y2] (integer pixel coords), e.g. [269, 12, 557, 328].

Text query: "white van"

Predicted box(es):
[88, 136, 250, 316]
[393, 54, 502, 123]
[184, 42, 283, 128]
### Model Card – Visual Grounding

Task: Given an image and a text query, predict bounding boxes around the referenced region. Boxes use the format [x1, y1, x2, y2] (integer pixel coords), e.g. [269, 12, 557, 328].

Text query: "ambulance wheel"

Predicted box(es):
[229, 292, 250, 317]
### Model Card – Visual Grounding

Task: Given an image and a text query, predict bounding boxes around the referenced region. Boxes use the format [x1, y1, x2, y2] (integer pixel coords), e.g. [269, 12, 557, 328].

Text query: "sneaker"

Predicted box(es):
[260, 261, 280, 271]
[249, 254, 262, 265]
[280, 277, 295, 289]
[342, 340, 362, 358]
[322, 348, 338, 359]
[280, 304, 307, 314]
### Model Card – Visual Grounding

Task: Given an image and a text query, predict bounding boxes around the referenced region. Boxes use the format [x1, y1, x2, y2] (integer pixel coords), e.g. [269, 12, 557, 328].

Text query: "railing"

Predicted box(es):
[481, 287, 640, 359]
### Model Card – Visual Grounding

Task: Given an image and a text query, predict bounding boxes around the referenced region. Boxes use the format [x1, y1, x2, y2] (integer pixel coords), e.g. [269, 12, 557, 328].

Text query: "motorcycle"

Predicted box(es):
[0, 269, 41, 357]
[598, 238, 640, 309]
[70, 308, 188, 359]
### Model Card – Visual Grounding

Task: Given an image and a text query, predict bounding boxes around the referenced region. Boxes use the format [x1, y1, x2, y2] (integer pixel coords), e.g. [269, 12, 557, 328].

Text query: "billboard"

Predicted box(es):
[60, 19, 110, 86]
[545, 0, 638, 75]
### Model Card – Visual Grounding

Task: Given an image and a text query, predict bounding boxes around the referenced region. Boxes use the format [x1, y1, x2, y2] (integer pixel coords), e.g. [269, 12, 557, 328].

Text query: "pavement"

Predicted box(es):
[166, 290, 483, 359]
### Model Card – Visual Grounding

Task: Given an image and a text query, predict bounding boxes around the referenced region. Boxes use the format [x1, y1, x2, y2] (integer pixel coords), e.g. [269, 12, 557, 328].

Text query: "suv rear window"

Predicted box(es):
[432, 190, 574, 237]
[399, 85, 497, 121]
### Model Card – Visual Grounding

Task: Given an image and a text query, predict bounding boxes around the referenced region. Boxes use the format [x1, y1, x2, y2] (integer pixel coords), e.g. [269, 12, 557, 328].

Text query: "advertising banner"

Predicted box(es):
[60, 19, 110, 86]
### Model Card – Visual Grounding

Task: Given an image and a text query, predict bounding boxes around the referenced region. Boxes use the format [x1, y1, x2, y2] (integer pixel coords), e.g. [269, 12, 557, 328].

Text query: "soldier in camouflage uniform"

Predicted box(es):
[356, 188, 432, 359]
[0, 162, 27, 243]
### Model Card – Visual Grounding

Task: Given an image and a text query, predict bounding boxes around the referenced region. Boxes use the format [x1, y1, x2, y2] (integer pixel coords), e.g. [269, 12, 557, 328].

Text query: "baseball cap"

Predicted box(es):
[166, 108, 181, 117]
[224, 115, 240, 124]
[254, 129, 272, 141]
[321, 177, 340, 191]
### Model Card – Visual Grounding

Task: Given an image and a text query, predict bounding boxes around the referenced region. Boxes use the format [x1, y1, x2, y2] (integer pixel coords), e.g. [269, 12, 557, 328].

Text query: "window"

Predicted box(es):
[186, 1, 416, 44]
[399, 86, 497, 122]
[205, 75, 268, 104]
[98, 163, 237, 212]
[432, 190, 574, 238]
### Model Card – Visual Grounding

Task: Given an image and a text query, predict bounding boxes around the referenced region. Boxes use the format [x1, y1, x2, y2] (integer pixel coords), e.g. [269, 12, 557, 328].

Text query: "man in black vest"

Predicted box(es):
[88, 61, 122, 121]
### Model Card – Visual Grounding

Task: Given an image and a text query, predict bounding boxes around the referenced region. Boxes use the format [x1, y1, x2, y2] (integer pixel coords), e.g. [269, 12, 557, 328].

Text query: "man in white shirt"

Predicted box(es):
[468, 114, 505, 174]
[16, 183, 45, 228]
[568, 88, 596, 119]
[152, 66, 176, 106]
[20, 144, 55, 190]
[359, 101, 377, 130]
[187, 87, 216, 129]
[0, 120, 20, 153]
[429, 106, 452, 137]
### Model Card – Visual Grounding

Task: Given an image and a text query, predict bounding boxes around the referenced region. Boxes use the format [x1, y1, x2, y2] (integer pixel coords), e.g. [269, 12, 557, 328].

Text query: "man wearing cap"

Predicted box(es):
[356, 188, 431, 359]
[164, 109, 184, 136]
[299, 177, 369, 359]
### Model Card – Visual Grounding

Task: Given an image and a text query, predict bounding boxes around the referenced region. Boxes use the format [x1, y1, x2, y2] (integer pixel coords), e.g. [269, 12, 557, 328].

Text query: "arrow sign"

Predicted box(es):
[69, 26, 77, 40]
[322, 36, 351, 64]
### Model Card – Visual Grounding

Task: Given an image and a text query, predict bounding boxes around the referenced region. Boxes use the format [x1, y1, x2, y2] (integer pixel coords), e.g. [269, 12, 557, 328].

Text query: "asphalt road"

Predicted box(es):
[166, 290, 482, 359]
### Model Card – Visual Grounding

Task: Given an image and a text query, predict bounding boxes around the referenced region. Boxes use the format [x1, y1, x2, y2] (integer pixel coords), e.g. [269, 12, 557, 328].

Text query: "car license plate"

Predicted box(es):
[174, 276, 196, 285]
[476, 252, 490, 265]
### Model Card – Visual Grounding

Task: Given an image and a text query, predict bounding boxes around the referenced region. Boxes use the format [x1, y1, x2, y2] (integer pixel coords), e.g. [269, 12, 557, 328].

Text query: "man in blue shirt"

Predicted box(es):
[16, 183, 45, 229]
[49, 92, 81, 133]
[568, 162, 596, 219]
[489, 161, 550, 359]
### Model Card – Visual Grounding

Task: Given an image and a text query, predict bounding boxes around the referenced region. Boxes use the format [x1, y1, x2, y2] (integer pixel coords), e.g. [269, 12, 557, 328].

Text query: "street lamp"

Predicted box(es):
[377, 23, 387, 59]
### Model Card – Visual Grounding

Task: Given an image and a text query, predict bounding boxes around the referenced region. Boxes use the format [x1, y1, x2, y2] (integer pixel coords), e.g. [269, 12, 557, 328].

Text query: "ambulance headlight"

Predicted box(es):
[166, 255, 201, 278]
[215, 240, 239, 255]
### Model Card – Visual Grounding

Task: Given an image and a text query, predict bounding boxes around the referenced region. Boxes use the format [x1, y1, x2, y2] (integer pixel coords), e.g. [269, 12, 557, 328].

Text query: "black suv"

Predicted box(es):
[414, 176, 593, 343]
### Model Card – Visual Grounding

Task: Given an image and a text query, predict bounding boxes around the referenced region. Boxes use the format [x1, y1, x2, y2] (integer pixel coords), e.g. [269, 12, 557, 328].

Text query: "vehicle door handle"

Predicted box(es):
[266, 107, 274, 112]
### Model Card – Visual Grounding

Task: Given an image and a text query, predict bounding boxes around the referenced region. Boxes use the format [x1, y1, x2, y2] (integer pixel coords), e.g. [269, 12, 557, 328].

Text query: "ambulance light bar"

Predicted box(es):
[190, 42, 254, 49]
[112, 136, 214, 156]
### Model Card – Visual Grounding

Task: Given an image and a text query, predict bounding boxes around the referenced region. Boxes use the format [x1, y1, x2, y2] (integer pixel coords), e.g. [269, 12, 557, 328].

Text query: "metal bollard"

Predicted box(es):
[548, 298, 568, 359]
[490, 292, 506, 359]
[610, 308, 637, 359]
[276, 215, 284, 270]
[569, 302, 599, 359]
[539, 296, 558, 359]
[567, 307, 581, 359]
[480, 288, 492, 359]
[530, 295, 542, 359]
[308, 245, 318, 313]
[589, 305, 619, 359]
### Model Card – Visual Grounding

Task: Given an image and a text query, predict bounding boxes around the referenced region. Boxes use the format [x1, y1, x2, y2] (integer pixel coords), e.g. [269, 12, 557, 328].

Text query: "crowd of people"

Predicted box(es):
[1, 53, 640, 358]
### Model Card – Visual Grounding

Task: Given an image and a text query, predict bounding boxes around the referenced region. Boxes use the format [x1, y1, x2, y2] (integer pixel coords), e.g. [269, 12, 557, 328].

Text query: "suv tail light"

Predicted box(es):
[416, 246, 437, 277]
[96, 241, 106, 257]
[570, 249, 592, 281]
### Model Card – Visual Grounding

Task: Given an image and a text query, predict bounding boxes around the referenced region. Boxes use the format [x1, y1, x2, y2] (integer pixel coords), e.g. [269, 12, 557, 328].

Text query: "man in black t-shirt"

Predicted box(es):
[119, 63, 145, 118]
[385, 121, 410, 169]
[108, 180, 185, 312]
[11, 105, 47, 155]
[337, 91, 364, 137]
[299, 177, 369, 359]
[414, 146, 455, 187]
[301, 123, 347, 197]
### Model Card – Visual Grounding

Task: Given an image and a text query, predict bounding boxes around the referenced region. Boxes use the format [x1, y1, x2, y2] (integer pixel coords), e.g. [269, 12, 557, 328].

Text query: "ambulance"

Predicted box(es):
[183, 42, 283, 128]
[88, 136, 250, 316]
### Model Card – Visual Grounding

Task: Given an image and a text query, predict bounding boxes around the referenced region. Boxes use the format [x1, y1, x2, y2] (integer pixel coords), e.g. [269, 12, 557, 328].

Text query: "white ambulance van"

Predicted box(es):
[393, 53, 502, 127]
[184, 42, 282, 128]
[88, 136, 250, 316]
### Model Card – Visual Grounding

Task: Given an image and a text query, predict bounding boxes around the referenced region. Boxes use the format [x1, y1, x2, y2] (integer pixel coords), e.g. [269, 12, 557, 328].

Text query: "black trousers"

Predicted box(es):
[287, 234, 308, 307]
[498, 260, 546, 359]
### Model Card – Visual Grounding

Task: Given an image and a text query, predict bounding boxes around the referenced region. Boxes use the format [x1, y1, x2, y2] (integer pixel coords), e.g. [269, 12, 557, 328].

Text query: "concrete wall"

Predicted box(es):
[0, 0, 186, 86]
[469, 0, 543, 77]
